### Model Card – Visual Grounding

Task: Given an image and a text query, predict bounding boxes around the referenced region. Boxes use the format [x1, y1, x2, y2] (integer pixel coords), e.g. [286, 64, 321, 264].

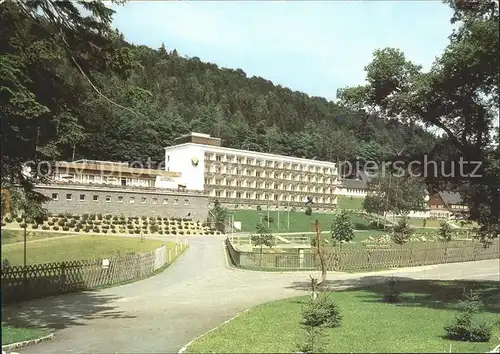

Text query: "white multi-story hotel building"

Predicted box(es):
[164, 132, 341, 212]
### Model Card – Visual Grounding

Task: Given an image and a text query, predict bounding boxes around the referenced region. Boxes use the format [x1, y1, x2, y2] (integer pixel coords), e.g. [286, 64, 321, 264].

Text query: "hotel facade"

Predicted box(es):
[164, 133, 341, 212]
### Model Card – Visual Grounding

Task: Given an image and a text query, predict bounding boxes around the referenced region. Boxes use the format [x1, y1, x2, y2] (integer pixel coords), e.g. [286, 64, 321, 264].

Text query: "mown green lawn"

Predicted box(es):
[0, 229, 66, 245]
[186, 280, 500, 353]
[337, 196, 365, 210]
[1, 235, 170, 265]
[1, 325, 50, 345]
[231, 209, 378, 233]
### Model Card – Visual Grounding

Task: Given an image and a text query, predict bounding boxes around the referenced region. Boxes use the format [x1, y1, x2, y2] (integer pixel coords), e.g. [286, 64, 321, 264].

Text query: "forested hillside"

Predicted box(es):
[2, 1, 435, 172]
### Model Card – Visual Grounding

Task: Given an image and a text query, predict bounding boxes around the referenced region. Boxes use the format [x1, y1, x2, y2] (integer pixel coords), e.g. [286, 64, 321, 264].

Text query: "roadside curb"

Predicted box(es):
[178, 309, 251, 353]
[2, 333, 54, 351]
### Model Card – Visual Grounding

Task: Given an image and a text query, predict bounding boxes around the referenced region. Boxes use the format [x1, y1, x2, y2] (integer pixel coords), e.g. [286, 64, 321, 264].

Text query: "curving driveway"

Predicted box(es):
[3, 235, 499, 353]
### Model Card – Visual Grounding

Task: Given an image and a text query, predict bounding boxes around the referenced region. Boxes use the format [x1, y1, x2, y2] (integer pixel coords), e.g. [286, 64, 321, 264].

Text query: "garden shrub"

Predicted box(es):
[15, 217, 23, 223]
[444, 290, 492, 342]
[42, 225, 50, 230]
[19, 223, 27, 228]
[64, 212, 72, 219]
[102, 229, 108, 233]
[105, 214, 112, 220]
[301, 294, 342, 328]
[141, 215, 147, 220]
[93, 228, 100, 233]
[84, 227, 90, 232]
[179, 231, 184, 235]
[31, 224, 39, 229]
[111, 229, 116, 233]
[53, 226, 59, 231]
[82, 213, 89, 219]
[57, 213, 64, 218]
[74, 228, 80, 232]
[62, 226, 70, 231]
[172, 230, 177, 235]
[4, 217, 13, 223]
[97, 213, 103, 220]
[58, 220, 65, 227]
[73, 215, 80, 220]
[383, 277, 401, 303]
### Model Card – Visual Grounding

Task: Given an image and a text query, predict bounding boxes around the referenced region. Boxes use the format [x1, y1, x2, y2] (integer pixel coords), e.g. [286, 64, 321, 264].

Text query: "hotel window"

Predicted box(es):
[163, 198, 168, 204]
[184, 199, 189, 205]
[79, 194, 86, 201]
[66, 193, 72, 201]
[225, 191, 231, 197]
[174, 198, 179, 205]
[274, 183, 278, 189]
[130, 197, 135, 204]
[236, 192, 242, 198]
[93, 195, 98, 201]
[216, 167, 221, 173]
[265, 194, 269, 200]
[216, 155, 222, 161]
[152, 198, 158, 204]
[255, 193, 261, 199]
[237, 157, 242, 163]
[215, 191, 221, 197]
[141, 197, 147, 203]
[204, 178, 210, 184]
[52, 193, 58, 200]
[105, 195, 111, 202]
[245, 192, 251, 198]
[118, 196, 124, 203]
[256, 171, 261, 177]
[274, 195, 279, 201]
[236, 181, 242, 187]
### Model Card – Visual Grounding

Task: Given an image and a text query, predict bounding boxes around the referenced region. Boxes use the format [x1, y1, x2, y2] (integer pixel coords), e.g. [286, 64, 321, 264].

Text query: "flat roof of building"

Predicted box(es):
[165, 142, 339, 167]
[55, 161, 181, 178]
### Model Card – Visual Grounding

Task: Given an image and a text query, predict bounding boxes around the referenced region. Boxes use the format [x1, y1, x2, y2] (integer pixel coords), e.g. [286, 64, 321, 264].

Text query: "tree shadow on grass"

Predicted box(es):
[353, 279, 500, 314]
[285, 276, 500, 314]
[1, 290, 136, 331]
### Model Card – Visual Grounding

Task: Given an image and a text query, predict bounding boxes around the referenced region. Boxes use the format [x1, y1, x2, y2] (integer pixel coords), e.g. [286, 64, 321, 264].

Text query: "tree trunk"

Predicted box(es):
[259, 244, 263, 266]
[23, 216, 27, 267]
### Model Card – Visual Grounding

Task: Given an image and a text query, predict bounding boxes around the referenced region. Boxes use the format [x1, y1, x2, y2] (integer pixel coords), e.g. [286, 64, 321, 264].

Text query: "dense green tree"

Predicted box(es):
[331, 210, 355, 245]
[337, 0, 499, 240]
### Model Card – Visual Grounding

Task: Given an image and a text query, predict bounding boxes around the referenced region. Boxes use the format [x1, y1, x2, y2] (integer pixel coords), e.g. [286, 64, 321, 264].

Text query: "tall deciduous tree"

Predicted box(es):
[337, 0, 499, 241]
[363, 173, 428, 217]
[331, 210, 355, 245]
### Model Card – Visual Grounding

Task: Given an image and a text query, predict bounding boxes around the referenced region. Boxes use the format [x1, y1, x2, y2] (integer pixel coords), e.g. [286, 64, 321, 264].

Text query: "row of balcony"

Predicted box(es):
[205, 185, 336, 195]
[204, 158, 337, 175]
[204, 172, 339, 186]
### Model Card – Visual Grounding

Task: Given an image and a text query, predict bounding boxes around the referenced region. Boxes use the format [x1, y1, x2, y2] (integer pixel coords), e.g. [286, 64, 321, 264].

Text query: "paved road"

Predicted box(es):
[4, 236, 499, 354]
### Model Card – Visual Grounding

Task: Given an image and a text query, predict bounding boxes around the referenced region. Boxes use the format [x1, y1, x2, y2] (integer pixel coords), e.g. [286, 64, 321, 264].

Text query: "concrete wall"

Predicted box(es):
[34, 184, 209, 221]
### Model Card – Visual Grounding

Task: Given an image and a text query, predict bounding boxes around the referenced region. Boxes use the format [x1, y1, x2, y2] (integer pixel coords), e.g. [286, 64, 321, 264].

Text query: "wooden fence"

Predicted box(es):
[226, 238, 499, 271]
[1, 244, 184, 304]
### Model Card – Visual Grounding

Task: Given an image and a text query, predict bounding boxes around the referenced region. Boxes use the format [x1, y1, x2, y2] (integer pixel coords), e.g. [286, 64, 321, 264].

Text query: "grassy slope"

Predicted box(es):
[337, 196, 365, 210]
[1, 235, 170, 265]
[186, 280, 500, 353]
[1, 229, 69, 245]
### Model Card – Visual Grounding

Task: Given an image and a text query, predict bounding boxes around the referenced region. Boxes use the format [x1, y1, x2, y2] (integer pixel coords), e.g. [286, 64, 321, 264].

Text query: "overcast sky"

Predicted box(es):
[109, 1, 455, 101]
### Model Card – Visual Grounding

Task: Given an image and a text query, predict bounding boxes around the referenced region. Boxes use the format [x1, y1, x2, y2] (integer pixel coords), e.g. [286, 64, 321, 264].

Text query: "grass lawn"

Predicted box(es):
[186, 280, 500, 353]
[1, 235, 170, 265]
[405, 218, 444, 228]
[0, 229, 65, 245]
[337, 196, 365, 210]
[1, 325, 50, 345]
[231, 210, 378, 233]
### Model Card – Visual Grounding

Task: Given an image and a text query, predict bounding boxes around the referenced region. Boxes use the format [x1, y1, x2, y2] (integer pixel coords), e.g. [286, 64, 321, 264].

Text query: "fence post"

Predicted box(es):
[61, 261, 66, 292]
